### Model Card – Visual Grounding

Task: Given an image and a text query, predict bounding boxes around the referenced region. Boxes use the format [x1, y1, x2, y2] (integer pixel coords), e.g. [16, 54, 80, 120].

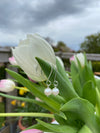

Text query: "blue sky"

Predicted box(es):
[0, 0, 100, 51]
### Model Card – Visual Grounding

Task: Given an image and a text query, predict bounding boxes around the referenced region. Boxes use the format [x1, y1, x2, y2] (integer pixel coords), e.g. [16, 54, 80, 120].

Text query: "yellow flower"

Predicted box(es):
[2, 123, 5, 127]
[11, 100, 16, 106]
[19, 87, 28, 95]
[19, 89, 25, 95]
[21, 102, 25, 107]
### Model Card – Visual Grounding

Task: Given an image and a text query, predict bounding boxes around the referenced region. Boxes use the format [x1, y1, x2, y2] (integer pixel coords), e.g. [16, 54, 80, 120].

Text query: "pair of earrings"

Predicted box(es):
[44, 80, 59, 96]
[44, 66, 59, 96]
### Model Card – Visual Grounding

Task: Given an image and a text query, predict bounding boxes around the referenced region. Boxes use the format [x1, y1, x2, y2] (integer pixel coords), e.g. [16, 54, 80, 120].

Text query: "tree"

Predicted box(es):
[45, 37, 54, 46]
[56, 41, 71, 52]
[80, 33, 100, 53]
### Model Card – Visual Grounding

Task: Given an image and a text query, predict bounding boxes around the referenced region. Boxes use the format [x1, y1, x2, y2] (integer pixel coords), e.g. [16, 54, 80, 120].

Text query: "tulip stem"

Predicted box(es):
[0, 113, 54, 118]
[15, 86, 30, 92]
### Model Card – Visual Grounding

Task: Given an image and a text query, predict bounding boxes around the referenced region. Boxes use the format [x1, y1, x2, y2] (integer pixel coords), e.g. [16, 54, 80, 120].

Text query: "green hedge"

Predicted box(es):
[92, 61, 100, 72]
[0, 66, 5, 79]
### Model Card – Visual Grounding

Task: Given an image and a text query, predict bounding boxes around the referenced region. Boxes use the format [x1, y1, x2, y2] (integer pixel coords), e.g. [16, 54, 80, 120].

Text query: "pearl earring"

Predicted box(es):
[52, 80, 59, 96]
[52, 69, 59, 96]
[44, 80, 52, 96]
[44, 65, 53, 96]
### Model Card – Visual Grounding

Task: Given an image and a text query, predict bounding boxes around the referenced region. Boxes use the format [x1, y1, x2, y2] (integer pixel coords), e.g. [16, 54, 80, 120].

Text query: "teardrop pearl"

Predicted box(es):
[44, 87, 52, 96]
[52, 87, 59, 96]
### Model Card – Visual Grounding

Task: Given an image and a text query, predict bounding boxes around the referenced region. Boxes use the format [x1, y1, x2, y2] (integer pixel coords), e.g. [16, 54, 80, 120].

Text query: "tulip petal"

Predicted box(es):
[12, 34, 56, 81]
[20, 129, 43, 133]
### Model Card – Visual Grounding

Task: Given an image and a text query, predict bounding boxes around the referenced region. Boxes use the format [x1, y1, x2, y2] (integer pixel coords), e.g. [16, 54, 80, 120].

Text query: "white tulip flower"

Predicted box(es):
[0, 79, 15, 92]
[70, 53, 85, 67]
[75, 53, 85, 67]
[12, 34, 56, 81]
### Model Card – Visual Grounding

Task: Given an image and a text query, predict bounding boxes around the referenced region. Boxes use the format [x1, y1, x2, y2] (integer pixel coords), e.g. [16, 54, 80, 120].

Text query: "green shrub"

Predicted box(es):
[92, 61, 100, 72]
[0, 66, 5, 79]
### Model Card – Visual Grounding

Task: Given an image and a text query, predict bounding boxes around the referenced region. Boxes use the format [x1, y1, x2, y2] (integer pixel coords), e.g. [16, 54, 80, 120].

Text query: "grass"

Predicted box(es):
[0, 102, 5, 128]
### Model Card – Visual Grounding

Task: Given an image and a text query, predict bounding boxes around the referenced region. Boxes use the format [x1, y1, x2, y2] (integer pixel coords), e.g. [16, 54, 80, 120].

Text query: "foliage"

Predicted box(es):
[0, 66, 5, 128]
[80, 32, 100, 53]
[0, 54, 100, 133]
[14, 93, 51, 127]
[0, 102, 5, 128]
[54, 41, 71, 52]
[92, 61, 100, 72]
[0, 66, 5, 79]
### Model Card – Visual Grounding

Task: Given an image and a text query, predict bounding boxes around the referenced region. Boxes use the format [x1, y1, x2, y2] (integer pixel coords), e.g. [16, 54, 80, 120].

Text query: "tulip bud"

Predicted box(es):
[70, 53, 85, 67]
[0, 79, 15, 92]
[9, 56, 18, 65]
[70, 56, 74, 62]
[20, 129, 43, 133]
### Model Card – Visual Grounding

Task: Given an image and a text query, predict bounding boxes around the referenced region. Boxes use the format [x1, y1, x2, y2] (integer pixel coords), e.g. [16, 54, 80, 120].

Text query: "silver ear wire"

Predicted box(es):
[44, 65, 53, 96]
[54, 80, 58, 87]
[46, 80, 51, 87]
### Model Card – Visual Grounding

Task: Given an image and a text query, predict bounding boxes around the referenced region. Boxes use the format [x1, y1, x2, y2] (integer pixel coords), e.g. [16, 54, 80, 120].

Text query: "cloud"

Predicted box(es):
[0, 0, 100, 50]
[0, 0, 98, 32]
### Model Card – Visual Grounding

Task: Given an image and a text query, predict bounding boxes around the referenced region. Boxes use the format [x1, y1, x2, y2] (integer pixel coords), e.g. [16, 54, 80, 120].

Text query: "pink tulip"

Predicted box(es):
[9, 56, 18, 65]
[20, 129, 43, 133]
[0, 79, 15, 92]
[70, 56, 74, 62]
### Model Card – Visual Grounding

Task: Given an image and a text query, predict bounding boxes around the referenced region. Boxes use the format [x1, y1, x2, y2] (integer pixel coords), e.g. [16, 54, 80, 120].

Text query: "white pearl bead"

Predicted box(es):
[44, 87, 52, 96]
[52, 87, 59, 95]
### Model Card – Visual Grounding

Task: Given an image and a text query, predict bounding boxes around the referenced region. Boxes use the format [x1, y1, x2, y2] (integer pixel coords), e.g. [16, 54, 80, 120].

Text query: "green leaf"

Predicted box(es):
[95, 78, 100, 92]
[37, 119, 78, 133]
[49, 95, 66, 104]
[82, 65, 96, 86]
[78, 125, 92, 133]
[54, 113, 67, 125]
[58, 111, 67, 120]
[0, 93, 54, 112]
[6, 69, 60, 112]
[95, 88, 100, 117]
[25, 123, 52, 132]
[60, 98, 100, 133]
[56, 57, 73, 89]
[83, 80, 96, 105]
[71, 55, 96, 95]
[72, 73, 82, 97]
[71, 61, 82, 97]
[36, 57, 78, 101]
[54, 112, 68, 125]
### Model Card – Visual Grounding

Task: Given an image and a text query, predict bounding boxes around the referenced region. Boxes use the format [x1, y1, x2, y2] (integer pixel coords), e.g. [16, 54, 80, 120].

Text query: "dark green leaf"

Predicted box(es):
[36, 57, 78, 101]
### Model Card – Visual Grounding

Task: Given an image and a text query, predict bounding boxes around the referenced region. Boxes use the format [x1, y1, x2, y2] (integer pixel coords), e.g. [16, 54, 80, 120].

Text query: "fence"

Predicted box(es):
[0, 47, 17, 114]
[0, 47, 100, 113]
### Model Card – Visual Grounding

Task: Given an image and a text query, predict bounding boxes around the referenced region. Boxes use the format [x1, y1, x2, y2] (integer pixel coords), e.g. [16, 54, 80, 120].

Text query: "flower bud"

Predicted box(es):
[20, 129, 43, 133]
[0, 79, 15, 92]
[9, 56, 18, 65]
[70, 53, 85, 67]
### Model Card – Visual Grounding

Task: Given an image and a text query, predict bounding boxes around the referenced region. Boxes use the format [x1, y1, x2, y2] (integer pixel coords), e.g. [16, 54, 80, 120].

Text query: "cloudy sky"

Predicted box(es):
[0, 0, 100, 50]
